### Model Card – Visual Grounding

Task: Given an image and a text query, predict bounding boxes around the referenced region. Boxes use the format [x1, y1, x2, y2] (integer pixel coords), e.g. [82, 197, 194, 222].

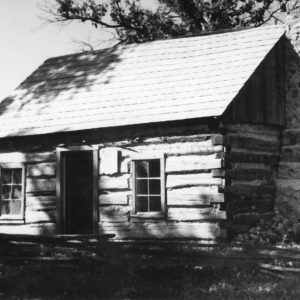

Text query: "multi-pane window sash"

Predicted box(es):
[133, 159, 164, 213]
[1, 168, 23, 217]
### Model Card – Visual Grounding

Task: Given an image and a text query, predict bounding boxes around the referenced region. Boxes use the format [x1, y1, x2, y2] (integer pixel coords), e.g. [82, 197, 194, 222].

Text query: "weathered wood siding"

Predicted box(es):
[0, 151, 56, 235]
[0, 118, 284, 239]
[0, 118, 283, 239]
[98, 131, 226, 240]
[222, 123, 281, 234]
[223, 38, 285, 126]
[0, 120, 226, 239]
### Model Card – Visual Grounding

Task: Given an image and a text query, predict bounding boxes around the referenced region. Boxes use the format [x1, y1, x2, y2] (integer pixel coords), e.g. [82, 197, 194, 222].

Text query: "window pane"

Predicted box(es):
[136, 196, 148, 212]
[149, 179, 161, 195]
[2, 185, 11, 200]
[1, 201, 10, 215]
[2, 170, 12, 184]
[149, 160, 160, 177]
[13, 169, 22, 184]
[136, 161, 149, 178]
[149, 196, 161, 211]
[11, 200, 21, 215]
[12, 186, 22, 200]
[136, 179, 148, 194]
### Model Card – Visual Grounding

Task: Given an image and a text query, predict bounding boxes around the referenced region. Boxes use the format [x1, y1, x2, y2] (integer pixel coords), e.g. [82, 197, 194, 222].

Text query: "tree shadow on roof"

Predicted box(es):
[0, 44, 137, 136]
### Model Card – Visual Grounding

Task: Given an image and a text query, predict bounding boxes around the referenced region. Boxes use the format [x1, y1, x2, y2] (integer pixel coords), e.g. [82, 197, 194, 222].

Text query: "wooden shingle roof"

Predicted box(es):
[0, 25, 285, 137]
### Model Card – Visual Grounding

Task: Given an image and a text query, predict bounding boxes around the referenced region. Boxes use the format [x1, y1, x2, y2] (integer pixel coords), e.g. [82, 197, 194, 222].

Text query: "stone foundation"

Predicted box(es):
[277, 18, 300, 220]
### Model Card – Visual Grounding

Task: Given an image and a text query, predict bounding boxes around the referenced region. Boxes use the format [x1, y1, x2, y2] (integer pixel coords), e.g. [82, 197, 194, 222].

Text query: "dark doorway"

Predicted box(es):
[63, 151, 94, 234]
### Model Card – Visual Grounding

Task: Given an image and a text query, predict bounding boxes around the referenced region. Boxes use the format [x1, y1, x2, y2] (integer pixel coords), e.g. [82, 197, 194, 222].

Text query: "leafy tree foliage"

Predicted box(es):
[48, 0, 291, 43]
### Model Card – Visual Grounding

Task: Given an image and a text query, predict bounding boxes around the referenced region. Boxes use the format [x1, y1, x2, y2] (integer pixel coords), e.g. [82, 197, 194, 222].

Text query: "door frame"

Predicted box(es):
[56, 145, 99, 234]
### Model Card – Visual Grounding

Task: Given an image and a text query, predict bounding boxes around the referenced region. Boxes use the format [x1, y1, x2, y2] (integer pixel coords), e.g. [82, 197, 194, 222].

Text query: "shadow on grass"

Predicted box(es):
[0, 260, 299, 299]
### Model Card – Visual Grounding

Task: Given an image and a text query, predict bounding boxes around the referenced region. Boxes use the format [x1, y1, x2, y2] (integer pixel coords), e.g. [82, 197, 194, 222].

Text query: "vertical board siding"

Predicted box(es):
[223, 40, 285, 126]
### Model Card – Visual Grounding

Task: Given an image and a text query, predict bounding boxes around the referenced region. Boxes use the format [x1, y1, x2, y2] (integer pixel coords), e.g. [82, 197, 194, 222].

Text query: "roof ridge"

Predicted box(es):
[43, 24, 285, 63]
[142, 24, 285, 42]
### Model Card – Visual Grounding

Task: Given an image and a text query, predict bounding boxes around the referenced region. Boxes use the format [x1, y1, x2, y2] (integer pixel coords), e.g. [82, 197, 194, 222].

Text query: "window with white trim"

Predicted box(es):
[0, 165, 24, 219]
[132, 158, 165, 214]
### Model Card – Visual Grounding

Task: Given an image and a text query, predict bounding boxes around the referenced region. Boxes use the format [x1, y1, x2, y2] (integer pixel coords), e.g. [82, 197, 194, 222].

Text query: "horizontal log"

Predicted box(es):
[231, 163, 272, 170]
[227, 166, 273, 181]
[26, 195, 56, 205]
[167, 186, 224, 206]
[99, 191, 130, 205]
[26, 178, 56, 193]
[0, 151, 55, 163]
[125, 142, 223, 156]
[165, 155, 222, 173]
[27, 163, 56, 177]
[227, 150, 280, 165]
[96, 124, 213, 148]
[166, 174, 224, 189]
[212, 169, 225, 178]
[230, 180, 271, 188]
[221, 123, 280, 136]
[168, 207, 226, 221]
[99, 174, 130, 190]
[0, 223, 56, 235]
[226, 132, 280, 143]
[26, 195, 56, 211]
[224, 184, 275, 195]
[25, 210, 56, 223]
[99, 206, 131, 222]
[229, 191, 274, 202]
[27, 205, 56, 213]
[229, 197, 274, 214]
[225, 135, 280, 152]
[141, 134, 212, 144]
[98, 222, 225, 239]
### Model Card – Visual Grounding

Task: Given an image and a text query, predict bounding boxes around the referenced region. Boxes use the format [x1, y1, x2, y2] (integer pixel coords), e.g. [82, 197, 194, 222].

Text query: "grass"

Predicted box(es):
[0, 260, 299, 299]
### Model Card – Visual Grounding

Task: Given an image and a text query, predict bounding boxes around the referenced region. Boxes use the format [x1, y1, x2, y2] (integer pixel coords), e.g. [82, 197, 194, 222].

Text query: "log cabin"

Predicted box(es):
[0, 25, 292, 240]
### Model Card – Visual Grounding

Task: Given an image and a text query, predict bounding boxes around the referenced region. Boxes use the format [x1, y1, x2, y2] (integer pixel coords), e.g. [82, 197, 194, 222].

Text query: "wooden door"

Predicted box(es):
[63, 151, 94, 234]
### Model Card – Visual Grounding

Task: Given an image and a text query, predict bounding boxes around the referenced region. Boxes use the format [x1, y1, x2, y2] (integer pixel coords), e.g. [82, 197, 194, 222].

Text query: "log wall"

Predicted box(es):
[222, 123, 281, 234]
[0, 120, 226, 239]
[0, 117, 283, 239]
[0, 151, 56, 235]
[98, 131, 226, 240]
[0, 121, 284, 239]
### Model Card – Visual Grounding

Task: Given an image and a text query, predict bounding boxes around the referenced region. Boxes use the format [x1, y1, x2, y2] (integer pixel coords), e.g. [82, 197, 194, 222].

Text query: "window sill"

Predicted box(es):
[0, 217, 24, 225]
[131, 212, 165, 221]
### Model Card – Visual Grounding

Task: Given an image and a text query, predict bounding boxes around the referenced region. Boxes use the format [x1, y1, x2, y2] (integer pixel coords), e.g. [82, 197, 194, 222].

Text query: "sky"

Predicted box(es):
[0, 0, 116, 101]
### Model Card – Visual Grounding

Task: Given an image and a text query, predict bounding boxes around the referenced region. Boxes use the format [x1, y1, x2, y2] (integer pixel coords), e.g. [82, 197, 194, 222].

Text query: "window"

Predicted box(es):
[0, 166, 24, 219]
[132, 158, 165, 214]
